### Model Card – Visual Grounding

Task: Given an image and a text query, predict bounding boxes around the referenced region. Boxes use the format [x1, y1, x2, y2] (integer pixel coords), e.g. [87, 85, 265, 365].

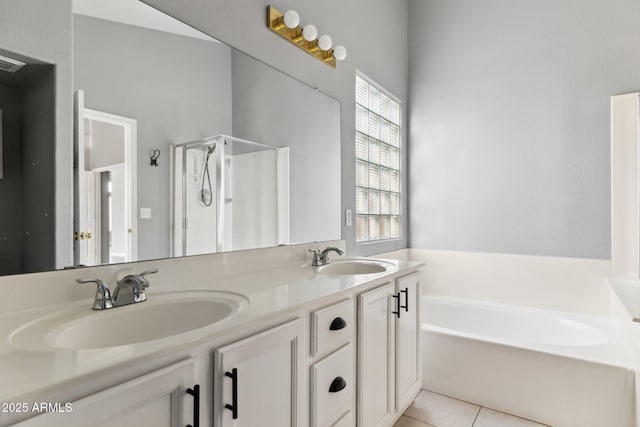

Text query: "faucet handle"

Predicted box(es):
[136, 268, 158, 291]
[308, 249, 321, 266]
[77, 278, 113, 310]
[139, 268, 159, 277]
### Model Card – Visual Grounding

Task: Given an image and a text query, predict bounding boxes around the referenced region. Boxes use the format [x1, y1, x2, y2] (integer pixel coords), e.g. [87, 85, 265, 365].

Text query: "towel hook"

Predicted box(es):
[150, 149, 160, 167]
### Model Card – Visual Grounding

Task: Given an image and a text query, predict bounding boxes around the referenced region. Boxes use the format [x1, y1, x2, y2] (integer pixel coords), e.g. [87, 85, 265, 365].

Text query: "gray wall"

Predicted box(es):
[0, 69, 56, 276]
[74, 15, 233, 261]
[0, 85, 23, 274]
[230, 50, 342, 245]
[143, 0, 410, 256]
[406, 0, 640, 259]
[0, 0, 73, 268]
[21, 68, 56, 272]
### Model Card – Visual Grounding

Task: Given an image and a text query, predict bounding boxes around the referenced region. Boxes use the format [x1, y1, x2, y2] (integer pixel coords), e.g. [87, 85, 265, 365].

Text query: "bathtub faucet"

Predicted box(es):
[309, 246, 344, 266]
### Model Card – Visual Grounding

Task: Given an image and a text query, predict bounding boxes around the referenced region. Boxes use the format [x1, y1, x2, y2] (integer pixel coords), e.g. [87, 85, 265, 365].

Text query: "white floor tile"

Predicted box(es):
[404, 390, 480, 427]
[393, 415, 437, 427]
[473, 408, 548, 427]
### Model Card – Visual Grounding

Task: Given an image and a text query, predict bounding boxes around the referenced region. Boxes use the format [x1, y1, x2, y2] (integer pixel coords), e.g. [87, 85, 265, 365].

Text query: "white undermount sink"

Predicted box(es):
[9, 291, 248, 351]
[317, 259, 393, 275]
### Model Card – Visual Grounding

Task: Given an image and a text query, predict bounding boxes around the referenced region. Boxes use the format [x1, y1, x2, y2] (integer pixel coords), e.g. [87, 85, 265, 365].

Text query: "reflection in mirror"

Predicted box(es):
[76, 106, 137, 266]
[0, 50, 56, 276]
[0, 0, 341, 276]
[171, 135, 289, 256]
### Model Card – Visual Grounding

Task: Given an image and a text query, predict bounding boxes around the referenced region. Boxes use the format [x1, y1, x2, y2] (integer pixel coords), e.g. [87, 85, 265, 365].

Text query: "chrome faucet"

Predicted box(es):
[113, 269, 158, 306]
[309, 246, 344, 266]
[76, 278, 113, 310]
[77, 268, 158, 310]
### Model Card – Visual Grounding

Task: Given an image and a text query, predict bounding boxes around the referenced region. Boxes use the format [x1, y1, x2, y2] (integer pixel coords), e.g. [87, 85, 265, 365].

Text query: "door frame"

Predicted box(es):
[83, 108, 138, 263]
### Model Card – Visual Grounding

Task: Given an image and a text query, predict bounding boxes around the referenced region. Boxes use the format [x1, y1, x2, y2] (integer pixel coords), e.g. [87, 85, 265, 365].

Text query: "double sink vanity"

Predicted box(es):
[0, 242, 423, 427]
[0, 3, 416, 425]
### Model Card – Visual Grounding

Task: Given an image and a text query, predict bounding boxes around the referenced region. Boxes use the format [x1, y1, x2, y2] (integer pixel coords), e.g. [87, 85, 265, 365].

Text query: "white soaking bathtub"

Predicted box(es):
[421, 296, 636, 427]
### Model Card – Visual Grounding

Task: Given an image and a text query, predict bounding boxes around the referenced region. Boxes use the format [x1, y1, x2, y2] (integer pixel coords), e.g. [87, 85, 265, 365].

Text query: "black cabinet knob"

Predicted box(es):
[329, 376, 347, 393]
[329, 317, 347, 331]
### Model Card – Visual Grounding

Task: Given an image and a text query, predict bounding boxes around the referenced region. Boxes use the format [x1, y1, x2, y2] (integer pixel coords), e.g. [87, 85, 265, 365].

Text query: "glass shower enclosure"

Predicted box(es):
[170, 135, 289, 256]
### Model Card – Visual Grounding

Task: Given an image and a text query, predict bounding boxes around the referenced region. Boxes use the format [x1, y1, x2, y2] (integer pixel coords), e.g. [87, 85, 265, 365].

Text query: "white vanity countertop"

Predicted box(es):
[606, 278, 640, 320]
[0, 257, 423, 403]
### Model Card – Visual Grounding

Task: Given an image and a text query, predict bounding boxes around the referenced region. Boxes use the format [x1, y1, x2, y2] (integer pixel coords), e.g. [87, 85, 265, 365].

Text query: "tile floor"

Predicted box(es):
[394, 390, 550, 427]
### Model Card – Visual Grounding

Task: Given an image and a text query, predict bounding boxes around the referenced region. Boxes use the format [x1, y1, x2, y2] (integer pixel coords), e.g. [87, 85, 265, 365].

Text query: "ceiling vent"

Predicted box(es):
[0, 55, 26, 73]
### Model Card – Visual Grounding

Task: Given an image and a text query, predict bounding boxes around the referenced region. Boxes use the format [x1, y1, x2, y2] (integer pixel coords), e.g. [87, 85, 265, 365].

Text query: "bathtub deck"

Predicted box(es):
[395, 390, 549, 427]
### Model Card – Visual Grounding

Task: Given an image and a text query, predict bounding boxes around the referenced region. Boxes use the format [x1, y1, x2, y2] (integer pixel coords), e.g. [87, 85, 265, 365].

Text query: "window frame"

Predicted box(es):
[354, 71, 403, 244]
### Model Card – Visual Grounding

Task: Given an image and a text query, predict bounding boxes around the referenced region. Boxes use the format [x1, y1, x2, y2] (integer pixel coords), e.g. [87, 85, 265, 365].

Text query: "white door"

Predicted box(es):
[214, 318, 305, 427]
[14, 359, 196, 427]
[395, 273, 422, 412]
[357, 282, 395, 427]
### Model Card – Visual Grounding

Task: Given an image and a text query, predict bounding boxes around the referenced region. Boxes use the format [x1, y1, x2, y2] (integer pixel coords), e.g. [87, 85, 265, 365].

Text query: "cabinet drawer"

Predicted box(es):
[332, 410, 354, 427]
[311, 343, 354, 427]
[311, 299, 354, 357]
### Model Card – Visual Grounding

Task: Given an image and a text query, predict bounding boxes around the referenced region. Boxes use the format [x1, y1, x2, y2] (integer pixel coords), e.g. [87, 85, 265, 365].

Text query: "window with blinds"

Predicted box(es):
[355, 74, 401, 242]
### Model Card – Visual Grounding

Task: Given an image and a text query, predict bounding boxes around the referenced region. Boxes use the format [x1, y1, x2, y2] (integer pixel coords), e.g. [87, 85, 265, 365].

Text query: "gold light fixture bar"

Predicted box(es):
[267, 5, 337, 68]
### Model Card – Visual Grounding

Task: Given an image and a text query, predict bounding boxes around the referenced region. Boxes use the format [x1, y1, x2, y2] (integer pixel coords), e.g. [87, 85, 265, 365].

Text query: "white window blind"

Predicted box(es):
[355, 75, 401, 242]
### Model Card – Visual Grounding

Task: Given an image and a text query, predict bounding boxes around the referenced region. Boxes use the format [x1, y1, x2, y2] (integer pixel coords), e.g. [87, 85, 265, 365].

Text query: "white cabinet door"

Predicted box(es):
[395, 273, 422, 412]
[357, 282, 395, 427]
[15, 359, 196, 427]
[214, 318, 305, 427]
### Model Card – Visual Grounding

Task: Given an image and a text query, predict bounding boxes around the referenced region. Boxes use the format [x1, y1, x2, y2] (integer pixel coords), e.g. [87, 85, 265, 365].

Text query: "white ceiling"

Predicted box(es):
[73, 0, 219, 42]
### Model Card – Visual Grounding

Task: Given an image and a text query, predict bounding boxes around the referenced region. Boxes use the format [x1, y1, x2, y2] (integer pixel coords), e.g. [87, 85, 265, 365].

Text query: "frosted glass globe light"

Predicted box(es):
[318, 34, 333, 51]
[283, 10, 300, 29]
[303, 24, 318, 41]
[333, 45, 347, 60]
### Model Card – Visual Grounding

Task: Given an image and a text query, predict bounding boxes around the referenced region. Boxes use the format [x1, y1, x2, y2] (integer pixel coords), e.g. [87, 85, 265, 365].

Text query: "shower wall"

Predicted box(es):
[185, 148, 217, 256]
[172, 147, 218, 256]
[229, 149, 279, 251]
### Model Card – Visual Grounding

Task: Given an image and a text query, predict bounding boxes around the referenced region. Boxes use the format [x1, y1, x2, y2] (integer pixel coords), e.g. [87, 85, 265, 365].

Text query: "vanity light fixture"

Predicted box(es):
[267, 5, 347, 68]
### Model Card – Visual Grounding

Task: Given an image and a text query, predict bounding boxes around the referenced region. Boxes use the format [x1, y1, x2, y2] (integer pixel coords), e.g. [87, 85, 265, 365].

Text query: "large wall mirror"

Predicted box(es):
[0, 0, 341, 276]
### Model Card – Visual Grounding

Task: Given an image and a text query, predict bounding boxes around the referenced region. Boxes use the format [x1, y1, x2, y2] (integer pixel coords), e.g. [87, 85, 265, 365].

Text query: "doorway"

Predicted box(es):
[74, 92, 137, 266]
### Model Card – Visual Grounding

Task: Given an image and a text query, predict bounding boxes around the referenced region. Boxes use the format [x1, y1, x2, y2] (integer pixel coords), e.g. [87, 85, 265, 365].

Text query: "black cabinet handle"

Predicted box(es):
[392, 293, 401, 318]
[329, 376, 347, 393]
[186, 384, 200, 427]
[225, 368, 238, 419]
[329, 317, 347, 331]
[401, 287, 409, 312]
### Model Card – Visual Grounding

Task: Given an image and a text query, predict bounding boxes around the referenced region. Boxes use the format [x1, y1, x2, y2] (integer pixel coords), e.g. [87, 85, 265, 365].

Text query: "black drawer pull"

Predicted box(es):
[186, 384, 200, 427]
[400, 287, 408, 312]
[225, 368, 238, 419]
[329, 317, 347, 331]
[392, 293, 401, 318]
[329, 376, 347, 393]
